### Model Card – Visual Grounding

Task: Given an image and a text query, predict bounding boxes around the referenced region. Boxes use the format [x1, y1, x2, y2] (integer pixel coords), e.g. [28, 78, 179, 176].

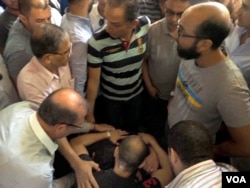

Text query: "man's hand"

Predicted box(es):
[75, 159, 100, 188]
[86, 113, 95, 124]
[147, 85, 160, 99]
[94, 123, 115, 132]
[109, 129, 128, 145]
[138, 133, 160, 173]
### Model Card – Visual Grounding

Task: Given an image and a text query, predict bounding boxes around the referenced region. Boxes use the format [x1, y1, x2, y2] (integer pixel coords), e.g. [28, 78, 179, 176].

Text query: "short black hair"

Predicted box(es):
[194, 16, 231, 49]
[106, 0, 139, 22]
[18, 0, 48, 16]
[168, 120, 213, 167]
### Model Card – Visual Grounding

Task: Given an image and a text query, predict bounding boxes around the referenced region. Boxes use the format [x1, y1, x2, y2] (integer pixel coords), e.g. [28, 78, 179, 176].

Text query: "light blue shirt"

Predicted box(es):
[225, 25, 250, 88]
[61, 9, 93, 96]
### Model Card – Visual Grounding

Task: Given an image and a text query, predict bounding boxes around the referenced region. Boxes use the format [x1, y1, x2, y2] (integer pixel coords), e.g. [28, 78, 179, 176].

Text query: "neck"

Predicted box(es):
[6, 7, 20, 16]
[69, 4, 89, 18]
[121, 29, 134, 43]
[113, 163, 133, 178]
[39, 58, 59, 75]
[36, 113, 56, 140]
[195, 49, 227, 68]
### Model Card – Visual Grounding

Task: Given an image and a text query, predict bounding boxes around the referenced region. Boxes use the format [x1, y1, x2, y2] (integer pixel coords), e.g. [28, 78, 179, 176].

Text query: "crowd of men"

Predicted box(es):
[0, 0, 250, 187]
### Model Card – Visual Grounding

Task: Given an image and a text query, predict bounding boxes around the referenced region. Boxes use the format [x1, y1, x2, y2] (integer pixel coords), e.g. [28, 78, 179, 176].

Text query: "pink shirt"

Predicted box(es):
[17, 56, 74, 104]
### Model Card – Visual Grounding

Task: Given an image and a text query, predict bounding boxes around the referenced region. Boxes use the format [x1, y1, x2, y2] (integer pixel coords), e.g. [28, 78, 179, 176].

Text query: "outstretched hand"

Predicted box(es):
[75, 160, 100, 188]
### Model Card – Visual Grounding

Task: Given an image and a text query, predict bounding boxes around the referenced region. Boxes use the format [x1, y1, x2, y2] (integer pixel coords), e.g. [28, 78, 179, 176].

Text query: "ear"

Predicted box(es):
[169, 147, 179, 164]
[19, 13, 28, 26]
[54, 123, 67, 135]
[131, 19, 139, 30]
[43, 54, 53, 65]
[197, 39, 213, 52]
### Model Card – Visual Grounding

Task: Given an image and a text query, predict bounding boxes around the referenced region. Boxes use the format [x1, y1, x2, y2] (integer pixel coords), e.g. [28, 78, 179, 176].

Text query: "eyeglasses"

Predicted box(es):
[177, 20, 204, 39]
[58, 122, 82, 129]
[51, 43, 72, 57]
[165, 8, 183, 18]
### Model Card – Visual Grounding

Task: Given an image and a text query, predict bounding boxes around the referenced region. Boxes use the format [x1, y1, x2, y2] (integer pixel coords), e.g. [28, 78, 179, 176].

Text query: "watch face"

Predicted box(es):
[99, 18, 105, 26]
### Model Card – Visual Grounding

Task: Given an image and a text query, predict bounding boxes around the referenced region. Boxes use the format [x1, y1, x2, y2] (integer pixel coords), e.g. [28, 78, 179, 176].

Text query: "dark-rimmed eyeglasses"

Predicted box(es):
[177, 19, 204, 39]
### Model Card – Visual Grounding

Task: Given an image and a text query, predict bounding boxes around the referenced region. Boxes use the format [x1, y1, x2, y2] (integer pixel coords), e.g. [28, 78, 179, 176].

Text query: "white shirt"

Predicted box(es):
[0, 101, 75, 188]
[166, 160, 237, 188]
[51, 6, 62, 26]
[89, 3, 107, 33]
[17, 56, 74, 104]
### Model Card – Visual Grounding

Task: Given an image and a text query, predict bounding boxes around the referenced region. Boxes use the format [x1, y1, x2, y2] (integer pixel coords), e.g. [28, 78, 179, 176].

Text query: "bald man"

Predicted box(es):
[168, 2, 250, 161]
[0, 88, 97, 187]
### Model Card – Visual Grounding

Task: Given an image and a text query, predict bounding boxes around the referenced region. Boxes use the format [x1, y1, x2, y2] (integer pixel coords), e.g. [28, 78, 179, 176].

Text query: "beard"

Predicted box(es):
[177, 40, 201, 60]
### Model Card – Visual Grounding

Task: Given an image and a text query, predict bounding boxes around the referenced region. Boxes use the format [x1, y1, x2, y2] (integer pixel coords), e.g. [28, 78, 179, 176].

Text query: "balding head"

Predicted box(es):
[118, 135, 149, 172]
[180, 2, 231, 49]
[38, 88, 88, 126]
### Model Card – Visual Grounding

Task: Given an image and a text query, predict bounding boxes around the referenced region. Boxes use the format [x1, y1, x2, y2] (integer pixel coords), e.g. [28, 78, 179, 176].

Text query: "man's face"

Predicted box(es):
[20, 7, 51, 33]
[104, 5, 136, 39]
[2, 0, 18, 10]
[177, 39, 201, 59]
[49, 37, 72, 68]
[237, 0, 250, 29]
[165, 0, 190, 33]
[173, 15, 202, 60]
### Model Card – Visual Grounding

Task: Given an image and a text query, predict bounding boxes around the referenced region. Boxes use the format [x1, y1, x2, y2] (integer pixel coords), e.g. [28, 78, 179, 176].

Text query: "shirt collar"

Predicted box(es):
[29, 112, 58, 155]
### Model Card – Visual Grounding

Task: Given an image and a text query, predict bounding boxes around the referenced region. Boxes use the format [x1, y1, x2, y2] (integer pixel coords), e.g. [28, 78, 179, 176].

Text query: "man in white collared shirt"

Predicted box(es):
[0, 88, 92, 188]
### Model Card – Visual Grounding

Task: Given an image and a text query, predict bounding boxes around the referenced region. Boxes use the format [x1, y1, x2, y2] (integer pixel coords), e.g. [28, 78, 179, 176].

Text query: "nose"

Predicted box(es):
[172, 28, 178, 40]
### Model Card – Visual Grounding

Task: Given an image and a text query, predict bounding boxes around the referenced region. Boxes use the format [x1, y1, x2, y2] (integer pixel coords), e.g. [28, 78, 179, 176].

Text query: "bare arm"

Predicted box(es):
[70, 130, 129, 154]
[214, 125, 250, 157]
[86, 67, 101, 123]
[142, 59, 159, 99]
[57, 137, 100, 188]
[139, 133, 173, 187]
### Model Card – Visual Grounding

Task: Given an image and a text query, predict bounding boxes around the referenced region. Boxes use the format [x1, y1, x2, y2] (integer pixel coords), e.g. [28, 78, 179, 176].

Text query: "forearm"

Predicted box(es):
[148, 139, 173, 186]
[142, 59, 154, 90]
[57, 137, 85, 169]
[86, 67, 101, 115]
[70, 132, 110, 154]
[214, 140, 250, 157]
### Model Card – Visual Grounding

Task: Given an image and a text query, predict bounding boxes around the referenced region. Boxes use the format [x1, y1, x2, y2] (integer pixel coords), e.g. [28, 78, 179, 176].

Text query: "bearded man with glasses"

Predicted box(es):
[167, 2, 250, 166]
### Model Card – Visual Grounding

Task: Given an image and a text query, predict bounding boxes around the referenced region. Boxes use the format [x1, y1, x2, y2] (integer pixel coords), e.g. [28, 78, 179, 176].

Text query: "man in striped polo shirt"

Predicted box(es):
[86, 0, 150, 133]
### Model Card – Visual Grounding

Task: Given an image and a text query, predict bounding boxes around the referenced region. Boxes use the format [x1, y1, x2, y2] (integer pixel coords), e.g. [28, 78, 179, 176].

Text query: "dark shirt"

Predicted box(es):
[94, 169, 161, 188]
[94, 169, 137, 188]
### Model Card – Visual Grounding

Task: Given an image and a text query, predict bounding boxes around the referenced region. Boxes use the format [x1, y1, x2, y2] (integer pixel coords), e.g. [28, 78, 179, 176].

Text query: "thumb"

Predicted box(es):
[91, 161, 101, 171]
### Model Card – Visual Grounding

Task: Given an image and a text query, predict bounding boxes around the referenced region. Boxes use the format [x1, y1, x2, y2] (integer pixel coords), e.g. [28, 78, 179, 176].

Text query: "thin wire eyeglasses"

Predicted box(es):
[51, 43, 72, 57]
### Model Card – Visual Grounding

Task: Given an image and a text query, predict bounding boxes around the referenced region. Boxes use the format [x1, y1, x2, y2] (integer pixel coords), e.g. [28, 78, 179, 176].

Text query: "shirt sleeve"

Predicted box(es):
[69, 42, 88, 96]
[140, 177, 161, 188]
